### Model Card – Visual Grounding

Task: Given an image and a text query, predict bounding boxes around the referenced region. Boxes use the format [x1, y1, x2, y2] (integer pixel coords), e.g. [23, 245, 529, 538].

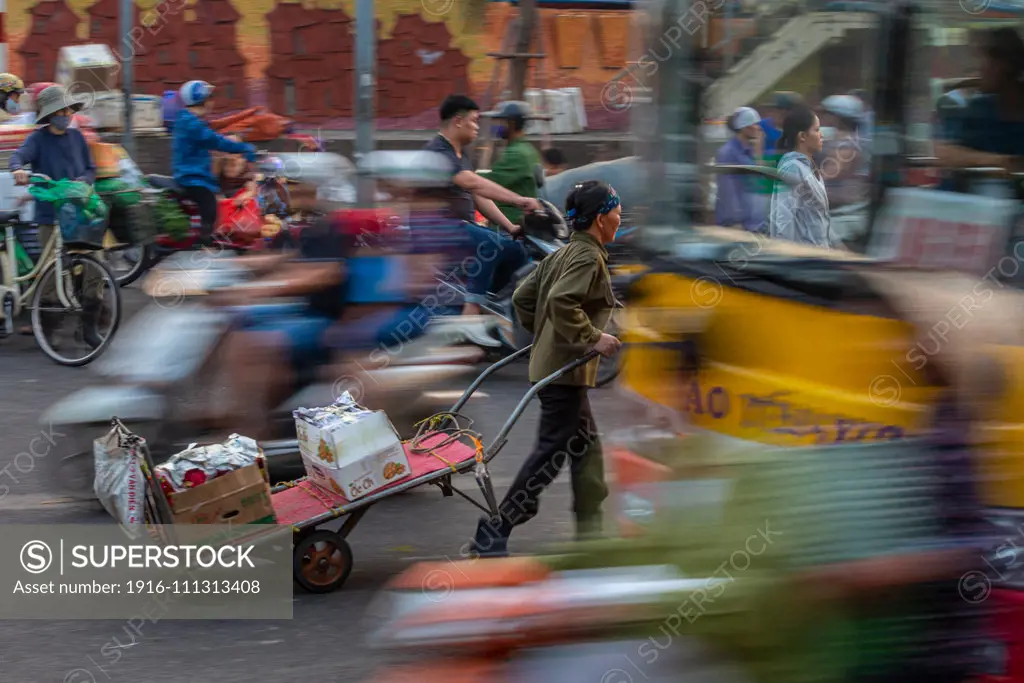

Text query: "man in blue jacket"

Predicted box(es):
[172, 80, 256, 247]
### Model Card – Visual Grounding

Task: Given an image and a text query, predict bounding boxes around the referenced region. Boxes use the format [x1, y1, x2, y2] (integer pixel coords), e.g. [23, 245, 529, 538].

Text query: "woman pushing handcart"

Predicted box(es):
[269, 346, 599, 593]
[133, 346, 599, 594]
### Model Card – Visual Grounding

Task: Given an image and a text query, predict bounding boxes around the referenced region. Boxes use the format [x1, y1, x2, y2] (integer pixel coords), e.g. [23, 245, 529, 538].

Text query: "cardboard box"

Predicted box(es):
[296, 408, 411, 500]
[56, 44, 119, 93]
[85, 91, 164, 131]
[166, 460, 277, 526]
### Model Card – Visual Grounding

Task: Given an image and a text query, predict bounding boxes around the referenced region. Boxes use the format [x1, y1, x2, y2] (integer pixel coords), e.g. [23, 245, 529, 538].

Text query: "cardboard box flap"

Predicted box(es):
[854, 266, 1024, 407]
[169, 461, 269, 514]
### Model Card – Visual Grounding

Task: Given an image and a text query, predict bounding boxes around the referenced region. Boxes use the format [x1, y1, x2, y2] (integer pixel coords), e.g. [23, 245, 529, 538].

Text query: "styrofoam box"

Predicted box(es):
[56, 44, 119, 93]
[85, 92, 164, 131]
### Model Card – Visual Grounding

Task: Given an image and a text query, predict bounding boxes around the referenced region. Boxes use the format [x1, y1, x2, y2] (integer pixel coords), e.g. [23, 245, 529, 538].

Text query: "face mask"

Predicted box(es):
[492, 124, 509, 139]
[49, 115, 70, 131]
[5, 98, 19, 114]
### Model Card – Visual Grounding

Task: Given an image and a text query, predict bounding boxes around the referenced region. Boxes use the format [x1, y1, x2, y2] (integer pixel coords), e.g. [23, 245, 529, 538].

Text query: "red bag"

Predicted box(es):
[215, 194, 262, 244]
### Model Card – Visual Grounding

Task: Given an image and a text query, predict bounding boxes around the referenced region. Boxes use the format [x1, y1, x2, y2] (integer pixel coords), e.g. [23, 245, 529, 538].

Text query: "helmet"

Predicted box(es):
[179, 80, 214, 107]
[486, 100, 531, 130]
[0, 74, 24, 94]
[821, 94, 866, 125]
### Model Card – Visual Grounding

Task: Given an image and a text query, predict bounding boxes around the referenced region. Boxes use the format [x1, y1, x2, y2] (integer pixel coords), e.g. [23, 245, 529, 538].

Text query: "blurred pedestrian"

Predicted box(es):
[542, 147, 568, 177]
[469, 180, 622, 557]
[715, 106, 766, 232]
[758, 90, 804, 154]
[769, 104, 837, 248]
[819, 94, 870, 209]
[481, 100, 542, 228]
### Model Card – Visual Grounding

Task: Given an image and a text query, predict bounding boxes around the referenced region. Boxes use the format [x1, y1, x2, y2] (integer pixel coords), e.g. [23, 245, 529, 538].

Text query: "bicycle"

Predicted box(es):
[97, 182, 164, 287]
[0, 174, 127, 366]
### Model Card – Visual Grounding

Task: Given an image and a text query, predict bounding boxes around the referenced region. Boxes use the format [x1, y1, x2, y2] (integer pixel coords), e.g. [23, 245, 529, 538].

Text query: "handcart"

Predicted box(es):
[270, 346, 600, 593]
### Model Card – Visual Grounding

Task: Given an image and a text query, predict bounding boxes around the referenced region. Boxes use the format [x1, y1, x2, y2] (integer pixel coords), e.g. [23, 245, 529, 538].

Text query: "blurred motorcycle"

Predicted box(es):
[437, 196, 636, 387]
[39, 251, 484, 498]
[367, 558, 754, 683]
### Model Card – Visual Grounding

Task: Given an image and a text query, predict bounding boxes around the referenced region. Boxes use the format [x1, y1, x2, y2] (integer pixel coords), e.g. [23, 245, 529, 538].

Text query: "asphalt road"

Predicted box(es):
[0, 287, 627, 683]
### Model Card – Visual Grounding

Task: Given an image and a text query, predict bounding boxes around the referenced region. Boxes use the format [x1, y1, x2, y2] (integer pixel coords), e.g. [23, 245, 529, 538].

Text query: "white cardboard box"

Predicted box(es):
[85, 91, 163, 131]
[296, 408, 412, 500]
[56, 44, 119, 93]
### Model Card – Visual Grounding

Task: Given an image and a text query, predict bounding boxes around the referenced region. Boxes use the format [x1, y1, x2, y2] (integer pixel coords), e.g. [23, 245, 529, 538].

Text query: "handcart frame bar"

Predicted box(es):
[266, 348, 600, 531]
[450, 344, 531, 414]
[483, 350, 600, 462]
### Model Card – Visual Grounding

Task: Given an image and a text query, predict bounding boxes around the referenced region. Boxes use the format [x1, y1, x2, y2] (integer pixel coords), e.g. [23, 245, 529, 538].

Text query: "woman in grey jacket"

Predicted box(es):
[769, 105, 838, 248]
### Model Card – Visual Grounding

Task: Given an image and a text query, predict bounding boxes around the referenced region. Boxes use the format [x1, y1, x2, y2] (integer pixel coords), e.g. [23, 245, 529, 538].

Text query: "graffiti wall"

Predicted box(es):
[7, 0, 634, 128]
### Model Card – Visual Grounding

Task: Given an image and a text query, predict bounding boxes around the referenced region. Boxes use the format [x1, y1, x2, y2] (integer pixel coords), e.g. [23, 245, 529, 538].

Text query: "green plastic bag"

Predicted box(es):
[29, 179, 108, 245]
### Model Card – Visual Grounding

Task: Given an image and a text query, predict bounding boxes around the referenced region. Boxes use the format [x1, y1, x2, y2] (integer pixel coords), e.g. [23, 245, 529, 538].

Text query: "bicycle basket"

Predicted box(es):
[30, 179, 110, 250]
[57, 203, 108, 249]
[107, 202, 157, 245]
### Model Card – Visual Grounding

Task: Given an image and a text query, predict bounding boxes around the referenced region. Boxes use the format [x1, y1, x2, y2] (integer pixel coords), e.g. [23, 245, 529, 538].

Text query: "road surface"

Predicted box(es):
[0, 287, 627, 683]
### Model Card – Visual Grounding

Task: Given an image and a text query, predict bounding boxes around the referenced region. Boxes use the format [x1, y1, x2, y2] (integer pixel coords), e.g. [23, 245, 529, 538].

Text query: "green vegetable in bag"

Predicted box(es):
[152, 194, 190, 240]
[95, 178, 142, 209]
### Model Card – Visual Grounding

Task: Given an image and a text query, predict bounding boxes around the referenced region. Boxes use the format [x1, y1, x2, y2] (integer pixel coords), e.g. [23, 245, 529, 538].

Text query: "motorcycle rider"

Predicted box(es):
[0, 73, 25, 122]
[172, 80, 256, 247]
[424, 94, 541, 316]
[10, 85, 104, 346]
[481, 101, 542, 227]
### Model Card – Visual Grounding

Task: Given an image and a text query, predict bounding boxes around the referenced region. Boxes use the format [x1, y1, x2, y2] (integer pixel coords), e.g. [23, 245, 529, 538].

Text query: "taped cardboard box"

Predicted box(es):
[165, 460, 276, 526]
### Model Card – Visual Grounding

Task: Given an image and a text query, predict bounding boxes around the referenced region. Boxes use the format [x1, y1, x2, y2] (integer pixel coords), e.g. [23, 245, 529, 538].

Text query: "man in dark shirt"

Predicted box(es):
[425, 94, 540, 315]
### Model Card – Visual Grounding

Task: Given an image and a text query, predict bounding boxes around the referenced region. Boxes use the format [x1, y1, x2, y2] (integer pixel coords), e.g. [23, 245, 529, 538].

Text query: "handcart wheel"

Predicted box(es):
[293, 529, 353, 594]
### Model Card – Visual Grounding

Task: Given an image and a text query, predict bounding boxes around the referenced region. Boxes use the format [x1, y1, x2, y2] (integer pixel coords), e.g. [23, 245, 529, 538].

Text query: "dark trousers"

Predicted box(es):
[484, 384, 609, 545]
[181, 185, 218, 244]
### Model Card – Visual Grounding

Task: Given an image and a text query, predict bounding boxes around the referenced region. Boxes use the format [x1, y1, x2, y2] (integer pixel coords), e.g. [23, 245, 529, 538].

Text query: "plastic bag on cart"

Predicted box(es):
[93, 422, 148, 538]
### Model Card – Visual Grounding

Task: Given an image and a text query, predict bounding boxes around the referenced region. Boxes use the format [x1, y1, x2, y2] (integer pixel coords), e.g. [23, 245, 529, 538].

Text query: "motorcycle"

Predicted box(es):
[436, 197, 637, 388]
[138, 152, 354, 259]
[38, 250, 486, 499]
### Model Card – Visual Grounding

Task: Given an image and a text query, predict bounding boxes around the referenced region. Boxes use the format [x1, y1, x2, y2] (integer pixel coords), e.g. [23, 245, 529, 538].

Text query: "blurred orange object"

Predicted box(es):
[386, 556, 551, 591]
[210, 106, 293, 141]
[375, 660, 500, 683]
[610, 445, 673, 537]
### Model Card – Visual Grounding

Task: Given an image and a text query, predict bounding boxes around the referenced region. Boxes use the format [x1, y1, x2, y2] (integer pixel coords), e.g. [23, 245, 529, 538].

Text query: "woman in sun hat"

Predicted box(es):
[9, 85, 103, 343]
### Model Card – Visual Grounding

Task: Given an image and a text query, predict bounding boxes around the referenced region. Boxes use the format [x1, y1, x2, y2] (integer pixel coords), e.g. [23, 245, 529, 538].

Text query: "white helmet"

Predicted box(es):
[179, 80, 214, 107]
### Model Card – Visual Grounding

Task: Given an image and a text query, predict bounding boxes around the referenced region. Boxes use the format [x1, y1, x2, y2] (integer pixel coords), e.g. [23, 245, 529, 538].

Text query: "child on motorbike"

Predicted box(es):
[172, 80, 256, 247]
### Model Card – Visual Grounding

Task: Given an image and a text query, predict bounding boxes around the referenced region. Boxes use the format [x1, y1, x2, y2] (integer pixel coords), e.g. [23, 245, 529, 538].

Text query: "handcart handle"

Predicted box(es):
[449, 344, 532, 414]
[483, 350, 601, 461]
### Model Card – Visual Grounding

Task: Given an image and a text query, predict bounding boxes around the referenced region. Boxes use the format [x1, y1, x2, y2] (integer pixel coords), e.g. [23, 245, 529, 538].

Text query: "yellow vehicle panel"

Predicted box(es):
[619, 270, 1024, 506]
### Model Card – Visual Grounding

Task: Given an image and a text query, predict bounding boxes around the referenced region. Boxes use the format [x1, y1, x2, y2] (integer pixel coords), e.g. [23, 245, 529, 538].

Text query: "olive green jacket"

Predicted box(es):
[513, 232, 615, 386]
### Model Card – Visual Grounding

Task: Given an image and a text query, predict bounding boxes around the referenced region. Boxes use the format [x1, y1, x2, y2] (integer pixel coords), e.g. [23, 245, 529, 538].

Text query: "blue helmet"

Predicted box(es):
[179, 80, 214, 107]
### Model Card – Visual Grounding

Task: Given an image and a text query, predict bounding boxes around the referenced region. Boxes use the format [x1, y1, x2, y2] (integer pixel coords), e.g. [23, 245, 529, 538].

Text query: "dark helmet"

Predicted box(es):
[487, 100, 531, 130]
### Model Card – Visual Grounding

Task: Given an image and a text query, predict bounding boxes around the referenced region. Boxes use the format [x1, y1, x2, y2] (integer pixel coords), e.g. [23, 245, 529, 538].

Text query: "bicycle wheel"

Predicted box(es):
[103, 241, 155, 286]
[31, 253, 122, 366]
